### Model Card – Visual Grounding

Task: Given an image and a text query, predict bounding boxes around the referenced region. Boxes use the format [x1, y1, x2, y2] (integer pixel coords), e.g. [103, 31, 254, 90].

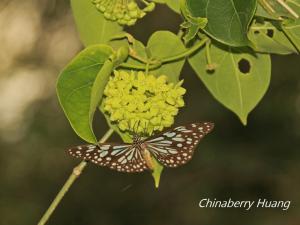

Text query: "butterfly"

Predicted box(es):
[67, 122, 214, 173]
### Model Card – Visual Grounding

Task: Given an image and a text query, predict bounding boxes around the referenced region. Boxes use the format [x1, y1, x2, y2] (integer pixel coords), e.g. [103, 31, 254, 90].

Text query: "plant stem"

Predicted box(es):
[160, 37, 209, 63]
[37, 128, 114, 225]
[120, 37, 209, 70]
[120, 61, 161, 70]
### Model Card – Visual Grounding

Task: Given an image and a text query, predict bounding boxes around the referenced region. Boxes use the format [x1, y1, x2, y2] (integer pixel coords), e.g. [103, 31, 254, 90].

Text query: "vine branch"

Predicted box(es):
[37, 128, 114, 225]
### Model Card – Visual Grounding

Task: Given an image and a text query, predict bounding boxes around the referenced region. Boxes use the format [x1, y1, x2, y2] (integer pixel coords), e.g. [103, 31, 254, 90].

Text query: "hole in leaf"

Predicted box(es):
[238, 58, 251, 74]
[254, 30, 260, 35]
[266, 29, 274, 38]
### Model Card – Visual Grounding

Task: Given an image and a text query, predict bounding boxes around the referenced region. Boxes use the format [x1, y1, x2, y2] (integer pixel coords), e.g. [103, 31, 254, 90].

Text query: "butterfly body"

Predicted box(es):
[140, 147, 155, 170]
[68, 122, 214, 173]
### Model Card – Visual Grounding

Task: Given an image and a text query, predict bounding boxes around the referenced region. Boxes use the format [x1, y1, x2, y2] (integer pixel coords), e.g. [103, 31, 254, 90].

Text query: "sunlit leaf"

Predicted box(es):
[249, 20, 297, 54]
[57, 45, 113, 143]
[147, 31, 186, 82]
[188, 42, 271, 124]
[71, 0, 124, 46]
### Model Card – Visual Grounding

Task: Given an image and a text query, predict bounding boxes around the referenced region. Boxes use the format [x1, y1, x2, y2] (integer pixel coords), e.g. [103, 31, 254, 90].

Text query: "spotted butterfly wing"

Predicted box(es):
[67, 122, 214, 172]
[144, 122, 214, 168]
[68, 143, 148, 173]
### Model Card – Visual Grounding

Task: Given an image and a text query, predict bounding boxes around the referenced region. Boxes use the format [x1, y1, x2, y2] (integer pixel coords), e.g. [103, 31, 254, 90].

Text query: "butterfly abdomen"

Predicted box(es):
[140, 147, 155, 170]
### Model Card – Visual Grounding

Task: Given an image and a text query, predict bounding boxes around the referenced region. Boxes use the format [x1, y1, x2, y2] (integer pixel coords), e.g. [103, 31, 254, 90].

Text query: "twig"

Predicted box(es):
[37, 128, 114, 225]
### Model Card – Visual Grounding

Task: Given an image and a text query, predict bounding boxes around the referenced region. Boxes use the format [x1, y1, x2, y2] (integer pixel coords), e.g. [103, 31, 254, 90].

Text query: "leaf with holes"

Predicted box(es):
[249, 20, 297, 54]
[57, 45, 113, 143]
[188, 42, 271, 125]
[186, 0, 257, 46]
[71, 0, 123, 46]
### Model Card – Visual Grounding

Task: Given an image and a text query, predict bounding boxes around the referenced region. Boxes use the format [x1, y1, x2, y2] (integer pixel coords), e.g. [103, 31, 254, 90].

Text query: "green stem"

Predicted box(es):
[37, 128, 114, 225]
[160, 37, 208, 63]
[120, 37, 209, 70]
[120, 61, 161, 70]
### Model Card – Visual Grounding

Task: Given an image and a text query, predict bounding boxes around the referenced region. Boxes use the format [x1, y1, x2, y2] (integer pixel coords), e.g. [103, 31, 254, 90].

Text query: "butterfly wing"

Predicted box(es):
[145, 122, 214, 168]
[67, 143, 149, 173]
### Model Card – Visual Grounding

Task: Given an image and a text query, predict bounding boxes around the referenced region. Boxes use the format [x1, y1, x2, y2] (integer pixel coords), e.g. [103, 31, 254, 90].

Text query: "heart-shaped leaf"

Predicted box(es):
[188, 43, 271, 124]
[57, 45, 113, 143]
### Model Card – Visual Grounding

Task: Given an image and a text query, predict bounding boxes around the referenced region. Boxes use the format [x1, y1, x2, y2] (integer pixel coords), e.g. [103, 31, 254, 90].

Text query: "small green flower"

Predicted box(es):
[92, 0, 155, 26]
[103, 70, 186, 135]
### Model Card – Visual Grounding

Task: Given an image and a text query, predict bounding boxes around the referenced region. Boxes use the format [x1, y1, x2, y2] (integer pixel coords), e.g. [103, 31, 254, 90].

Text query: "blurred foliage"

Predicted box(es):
[0, 0, 300, 225]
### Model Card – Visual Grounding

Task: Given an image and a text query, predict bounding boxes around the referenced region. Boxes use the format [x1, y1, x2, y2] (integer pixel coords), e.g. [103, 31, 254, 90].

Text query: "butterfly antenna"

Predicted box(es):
[142, 120, 148, 138]
[137, 120, 141, 134]
[132, 120, 141, 138]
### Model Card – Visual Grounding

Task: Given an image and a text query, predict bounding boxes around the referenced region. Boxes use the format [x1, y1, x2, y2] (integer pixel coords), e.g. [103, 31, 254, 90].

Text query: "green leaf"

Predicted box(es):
[90, 60, 114, 130]
[57, 45, 113, 143]
[249, 20, 297, 54]
[71, 0, 124, 46]
[258, 0, 299, 19]
[165, 0, 181, 13]
[180, 0, 207, 43]
[255, 3, 281, 20]
[153, 0, 181, 13]
[188, 43, 271, 125]
[186, 0, 257, 46]
[281, 0, 300, 52]
[184, 17, 208, 43]
[147, 31, 186, 83]
[151, 158, 164, 188]
[126, 39, 149, 68]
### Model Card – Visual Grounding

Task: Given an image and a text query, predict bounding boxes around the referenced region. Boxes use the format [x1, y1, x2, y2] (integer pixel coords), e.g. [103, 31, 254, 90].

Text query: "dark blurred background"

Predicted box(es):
[0, 0, 300, 225]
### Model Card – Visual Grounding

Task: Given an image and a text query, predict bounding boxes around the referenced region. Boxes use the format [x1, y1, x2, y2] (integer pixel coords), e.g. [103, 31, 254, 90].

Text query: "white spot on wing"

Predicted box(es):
[172, 137, 185, 142]
[164, 132, 176, 138]
[100, 151, 108, 157]
[147, 137, 165, 143]
[100, 145, 110, 150]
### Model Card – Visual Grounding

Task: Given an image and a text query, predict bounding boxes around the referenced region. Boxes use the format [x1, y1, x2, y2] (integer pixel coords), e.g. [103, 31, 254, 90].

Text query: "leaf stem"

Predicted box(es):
[161, 37, 209, 63]
[37, 128, 114, 225]
[120, 61, 162, 70]
[120, 37, 209, 70]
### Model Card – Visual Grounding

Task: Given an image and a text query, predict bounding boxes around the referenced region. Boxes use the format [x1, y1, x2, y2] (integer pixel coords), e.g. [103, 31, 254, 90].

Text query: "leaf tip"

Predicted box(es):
[151, 158, 164, 189]
[240, 116, 248, 126]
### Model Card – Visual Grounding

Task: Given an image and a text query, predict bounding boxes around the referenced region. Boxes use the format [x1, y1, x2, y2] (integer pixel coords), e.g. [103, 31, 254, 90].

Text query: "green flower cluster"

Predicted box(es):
[92, 0, 155, 26]
[103, 70, 186, 135]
